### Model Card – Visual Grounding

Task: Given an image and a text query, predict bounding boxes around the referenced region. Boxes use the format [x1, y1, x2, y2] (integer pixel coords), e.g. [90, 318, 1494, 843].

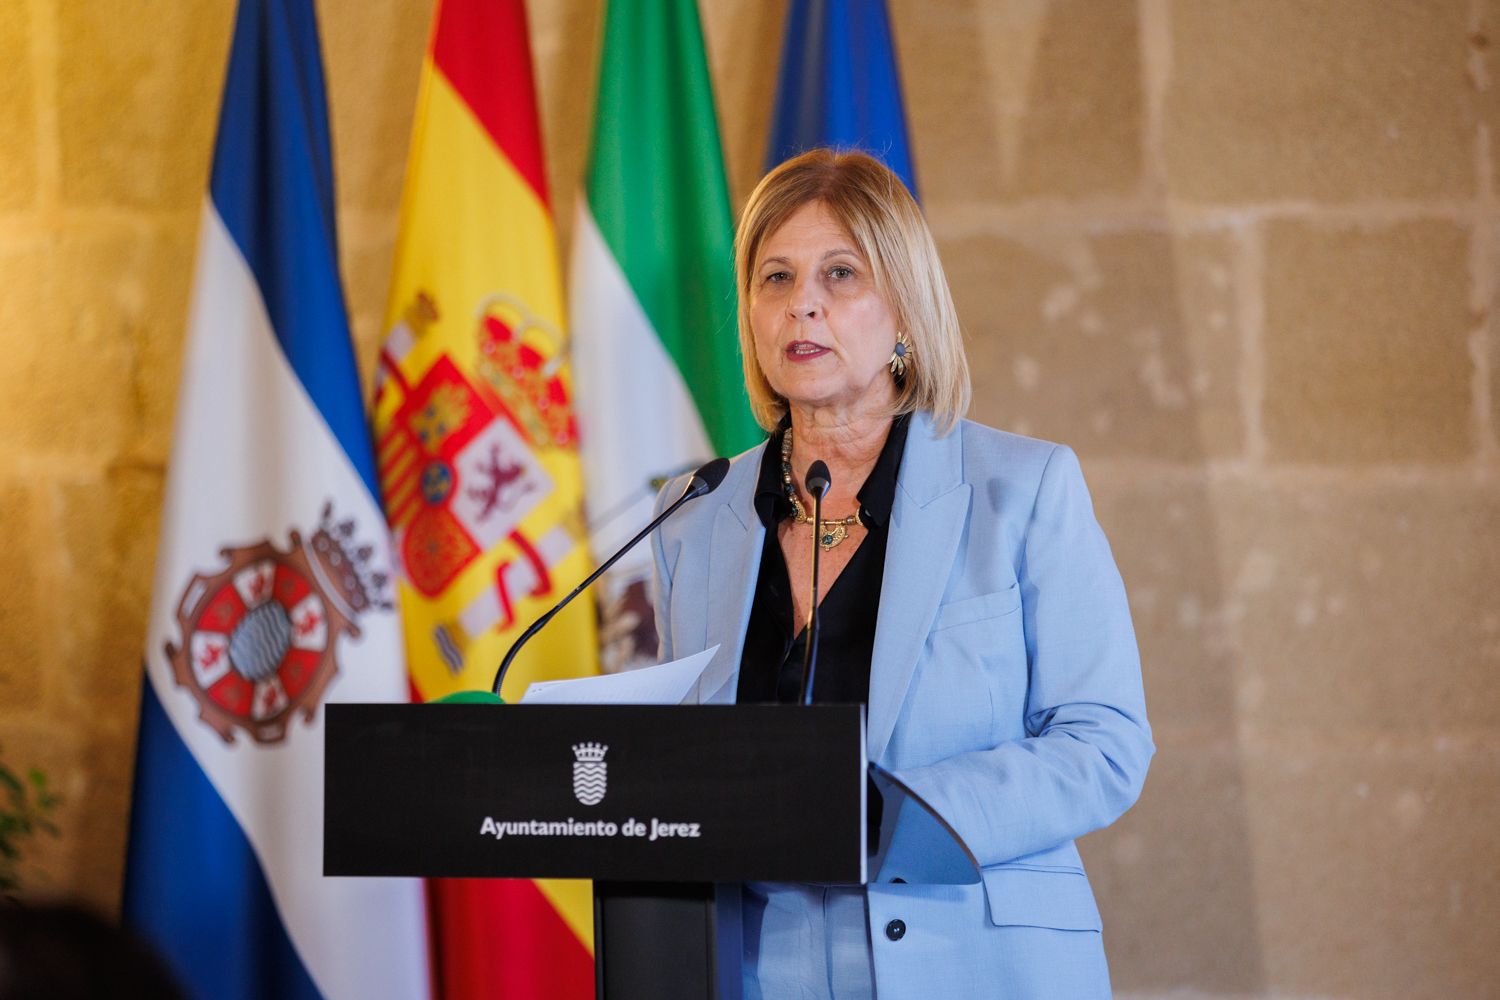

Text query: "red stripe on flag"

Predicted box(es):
[428, 878, 594, 999]
[430, 0, 550, 206]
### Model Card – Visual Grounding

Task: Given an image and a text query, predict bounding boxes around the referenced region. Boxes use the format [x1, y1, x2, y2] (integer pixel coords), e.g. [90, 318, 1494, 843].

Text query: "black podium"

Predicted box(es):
[324, 703, 979, 998]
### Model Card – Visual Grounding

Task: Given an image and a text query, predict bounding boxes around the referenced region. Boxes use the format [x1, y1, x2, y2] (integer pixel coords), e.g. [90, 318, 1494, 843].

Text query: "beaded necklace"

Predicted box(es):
[780, 428, 861, 551]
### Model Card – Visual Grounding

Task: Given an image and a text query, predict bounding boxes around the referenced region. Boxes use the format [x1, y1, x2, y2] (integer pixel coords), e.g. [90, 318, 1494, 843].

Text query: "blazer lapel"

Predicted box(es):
[690, 449, 765, 705]
[867, 412, 969, 764]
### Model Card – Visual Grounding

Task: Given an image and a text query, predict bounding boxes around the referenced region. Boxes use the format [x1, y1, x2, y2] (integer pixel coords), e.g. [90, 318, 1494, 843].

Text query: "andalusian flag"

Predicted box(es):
[373, 0, 598, 995]
[570, 0, 760, 674]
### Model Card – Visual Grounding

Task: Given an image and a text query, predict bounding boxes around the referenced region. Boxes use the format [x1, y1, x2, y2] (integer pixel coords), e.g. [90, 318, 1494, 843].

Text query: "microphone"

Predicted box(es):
[798, 460, 831, 706]
[805, 462, 831, 500]
[488, 457, 731, 698]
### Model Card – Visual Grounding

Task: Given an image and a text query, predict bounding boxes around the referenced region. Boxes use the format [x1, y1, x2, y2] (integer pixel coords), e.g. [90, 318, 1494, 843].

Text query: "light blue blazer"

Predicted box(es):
[651, 411, 1153, 999]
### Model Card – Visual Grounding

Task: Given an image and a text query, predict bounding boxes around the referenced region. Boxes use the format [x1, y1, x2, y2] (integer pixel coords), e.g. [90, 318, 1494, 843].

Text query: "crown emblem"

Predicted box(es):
[306, 501, 393, 620]
[164, 501, 390, 744]
[572, 741, 609, 763]
[572, 742, 609, 805]
[405, 291, 439, 337]
[473, 293, 578, 449]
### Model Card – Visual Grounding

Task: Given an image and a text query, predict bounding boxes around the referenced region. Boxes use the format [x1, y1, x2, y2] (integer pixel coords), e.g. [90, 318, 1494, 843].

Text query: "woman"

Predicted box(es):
[651, 150, 1152, 999]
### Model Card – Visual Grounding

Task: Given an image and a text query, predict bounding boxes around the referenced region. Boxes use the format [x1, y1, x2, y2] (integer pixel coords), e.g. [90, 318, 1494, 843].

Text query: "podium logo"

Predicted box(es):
[572, 742, 609, 806]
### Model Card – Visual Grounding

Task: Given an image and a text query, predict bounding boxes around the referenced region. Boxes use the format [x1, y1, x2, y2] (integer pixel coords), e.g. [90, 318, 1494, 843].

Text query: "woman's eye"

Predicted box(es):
[763, 271, 790, 284]
[828, 265, 854, 280]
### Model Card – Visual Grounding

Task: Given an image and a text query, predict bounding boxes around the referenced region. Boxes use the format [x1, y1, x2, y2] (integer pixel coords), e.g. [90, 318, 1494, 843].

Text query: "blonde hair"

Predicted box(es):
[734, 149, 970, 434]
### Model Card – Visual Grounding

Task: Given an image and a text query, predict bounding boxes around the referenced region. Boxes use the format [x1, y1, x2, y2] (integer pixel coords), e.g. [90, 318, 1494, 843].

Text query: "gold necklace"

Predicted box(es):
[780, 428, 861, 551]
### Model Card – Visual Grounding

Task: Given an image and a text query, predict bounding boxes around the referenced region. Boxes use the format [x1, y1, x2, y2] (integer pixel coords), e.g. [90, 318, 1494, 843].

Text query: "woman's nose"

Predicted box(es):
[788, 275, 821, 319]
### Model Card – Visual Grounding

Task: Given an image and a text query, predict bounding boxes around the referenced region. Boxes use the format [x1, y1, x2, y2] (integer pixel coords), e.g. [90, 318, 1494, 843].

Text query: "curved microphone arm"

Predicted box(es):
[490, 458, 729, 698]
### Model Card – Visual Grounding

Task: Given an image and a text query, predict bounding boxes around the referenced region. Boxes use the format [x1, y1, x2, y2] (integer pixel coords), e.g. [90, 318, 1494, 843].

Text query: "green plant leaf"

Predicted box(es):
[0, 745, 60, 896]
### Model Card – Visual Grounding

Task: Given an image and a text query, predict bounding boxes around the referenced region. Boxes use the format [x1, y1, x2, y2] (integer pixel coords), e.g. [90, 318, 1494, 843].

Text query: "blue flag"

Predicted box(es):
[121, 1, 429, 997]
[765, 0, 918, 195]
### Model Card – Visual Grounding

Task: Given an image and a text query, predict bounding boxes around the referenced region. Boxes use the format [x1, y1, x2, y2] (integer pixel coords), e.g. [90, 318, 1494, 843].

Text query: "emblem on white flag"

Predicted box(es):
[163, 501, 391, 744]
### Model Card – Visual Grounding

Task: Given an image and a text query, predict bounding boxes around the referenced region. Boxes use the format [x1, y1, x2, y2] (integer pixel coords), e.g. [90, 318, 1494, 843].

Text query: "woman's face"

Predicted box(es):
[749, 200, 899, 421]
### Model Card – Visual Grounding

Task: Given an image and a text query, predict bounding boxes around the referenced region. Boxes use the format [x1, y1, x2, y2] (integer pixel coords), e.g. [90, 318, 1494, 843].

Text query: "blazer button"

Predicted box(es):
[885, 919, 906, 941]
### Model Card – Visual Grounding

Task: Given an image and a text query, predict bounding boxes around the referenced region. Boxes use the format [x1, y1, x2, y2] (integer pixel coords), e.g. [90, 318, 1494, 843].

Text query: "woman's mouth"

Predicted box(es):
[785, 341, 829, 361]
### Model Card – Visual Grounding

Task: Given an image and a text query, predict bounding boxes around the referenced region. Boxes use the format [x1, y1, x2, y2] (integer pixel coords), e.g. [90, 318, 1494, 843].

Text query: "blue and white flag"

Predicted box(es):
[122, 1, 429, 997]
[765, 0, 918, 195]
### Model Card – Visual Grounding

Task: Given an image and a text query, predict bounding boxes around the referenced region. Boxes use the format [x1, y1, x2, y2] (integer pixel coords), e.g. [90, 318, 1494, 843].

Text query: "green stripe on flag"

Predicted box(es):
[584, 0, 761, 455]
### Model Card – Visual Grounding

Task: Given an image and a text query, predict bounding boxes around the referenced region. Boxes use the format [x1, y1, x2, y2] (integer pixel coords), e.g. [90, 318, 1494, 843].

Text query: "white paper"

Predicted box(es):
[519, 645, 720, 705]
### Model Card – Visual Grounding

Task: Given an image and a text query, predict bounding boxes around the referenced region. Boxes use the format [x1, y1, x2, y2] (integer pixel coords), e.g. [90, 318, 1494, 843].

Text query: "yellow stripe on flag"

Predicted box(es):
[378, 10, 604, 982]
[382, 72, 565, 376]
[535, 878, 597, 954]
[377, 66, 599, 703]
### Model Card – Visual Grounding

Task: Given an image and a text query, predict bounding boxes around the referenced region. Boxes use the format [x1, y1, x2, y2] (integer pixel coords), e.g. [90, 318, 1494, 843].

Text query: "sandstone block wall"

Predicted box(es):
[1, 2, 1495, 997]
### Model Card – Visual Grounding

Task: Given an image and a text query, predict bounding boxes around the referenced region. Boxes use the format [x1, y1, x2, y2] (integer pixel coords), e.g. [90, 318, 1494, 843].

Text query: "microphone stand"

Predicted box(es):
[490, 458, 728, 698]
[798, 461, 831, 706]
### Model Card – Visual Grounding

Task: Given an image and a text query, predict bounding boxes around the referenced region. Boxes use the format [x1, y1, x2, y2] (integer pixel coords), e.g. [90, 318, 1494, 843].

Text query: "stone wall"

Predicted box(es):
[1, 1, 1495, 996]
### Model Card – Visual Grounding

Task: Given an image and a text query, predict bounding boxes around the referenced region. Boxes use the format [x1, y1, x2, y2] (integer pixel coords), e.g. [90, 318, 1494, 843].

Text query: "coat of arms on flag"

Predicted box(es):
[377, 289, 582, 674]
[123, 0, 430, 995]
[163, 503, 390, 744]
[372, 1, 602, 991]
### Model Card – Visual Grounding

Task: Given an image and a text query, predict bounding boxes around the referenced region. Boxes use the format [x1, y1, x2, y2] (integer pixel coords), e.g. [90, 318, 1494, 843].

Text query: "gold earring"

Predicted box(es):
[889, 331, 912, 377]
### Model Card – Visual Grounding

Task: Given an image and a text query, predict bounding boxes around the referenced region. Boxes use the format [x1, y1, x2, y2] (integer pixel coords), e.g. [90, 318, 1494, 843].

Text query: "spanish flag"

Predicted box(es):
[374, 0, 598, 995]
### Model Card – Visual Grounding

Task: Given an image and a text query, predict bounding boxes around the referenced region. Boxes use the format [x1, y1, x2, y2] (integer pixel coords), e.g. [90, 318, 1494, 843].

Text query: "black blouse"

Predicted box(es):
[736, 415, 910, 705]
